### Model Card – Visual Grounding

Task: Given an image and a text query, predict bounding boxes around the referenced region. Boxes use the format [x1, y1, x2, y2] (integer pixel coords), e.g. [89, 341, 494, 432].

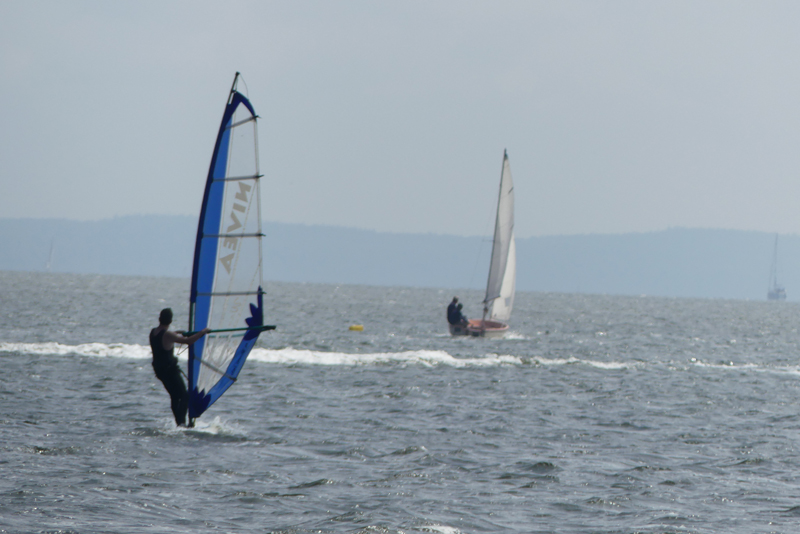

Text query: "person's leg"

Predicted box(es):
[158, 369, 188, 426]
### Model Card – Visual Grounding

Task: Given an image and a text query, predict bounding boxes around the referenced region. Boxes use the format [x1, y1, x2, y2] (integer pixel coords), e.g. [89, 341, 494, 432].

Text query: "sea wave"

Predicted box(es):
[0, 341, 153, 360]
[0, 341, 656, 370]
[499, 331, 529, 340]
[527, 355, 638, 369]
[247, 347, 522, 367]
[687, 357, 800, 375]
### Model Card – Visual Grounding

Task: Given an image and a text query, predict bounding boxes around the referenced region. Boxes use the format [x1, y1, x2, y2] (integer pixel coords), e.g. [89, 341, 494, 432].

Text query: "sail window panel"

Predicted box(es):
[212, 234, 261, 294]
[219, 177, 260, 238]
[196, 333, 242, 393]
[205, 292, 259, 332]
[224, 106, 258, 180]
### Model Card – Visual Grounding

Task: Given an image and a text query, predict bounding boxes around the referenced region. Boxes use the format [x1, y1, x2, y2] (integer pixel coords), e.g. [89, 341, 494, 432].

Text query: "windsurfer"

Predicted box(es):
[149, 308, 210, 426]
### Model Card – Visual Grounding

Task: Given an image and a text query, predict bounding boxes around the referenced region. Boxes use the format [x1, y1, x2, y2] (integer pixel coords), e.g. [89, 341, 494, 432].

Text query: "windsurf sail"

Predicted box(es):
[188, 73, 265, 421]
[484, 150, 516, 322]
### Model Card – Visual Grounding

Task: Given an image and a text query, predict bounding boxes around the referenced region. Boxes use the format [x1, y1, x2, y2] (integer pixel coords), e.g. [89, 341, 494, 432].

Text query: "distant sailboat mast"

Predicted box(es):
[45, 239, 54, 272]
[767, 234, 786, 301]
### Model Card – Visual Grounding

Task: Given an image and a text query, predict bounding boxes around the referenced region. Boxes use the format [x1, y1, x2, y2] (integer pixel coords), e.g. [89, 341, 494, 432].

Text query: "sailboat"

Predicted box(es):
[767, 234, 787, 301]
[187, 73, 275, 426]
[450, 150, 516, 338]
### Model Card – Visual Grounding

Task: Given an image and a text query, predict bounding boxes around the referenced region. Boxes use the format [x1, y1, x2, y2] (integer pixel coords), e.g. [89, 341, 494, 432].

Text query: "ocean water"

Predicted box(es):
[2, 271, 800, 533]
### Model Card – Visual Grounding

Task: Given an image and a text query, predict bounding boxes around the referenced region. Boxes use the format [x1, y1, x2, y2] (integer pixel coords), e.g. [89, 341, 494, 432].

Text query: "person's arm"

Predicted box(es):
[165, 328, 211, 346]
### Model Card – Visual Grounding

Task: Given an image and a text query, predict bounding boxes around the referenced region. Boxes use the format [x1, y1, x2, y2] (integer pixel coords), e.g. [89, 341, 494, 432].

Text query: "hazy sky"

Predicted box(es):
[3, 1, 800, 238]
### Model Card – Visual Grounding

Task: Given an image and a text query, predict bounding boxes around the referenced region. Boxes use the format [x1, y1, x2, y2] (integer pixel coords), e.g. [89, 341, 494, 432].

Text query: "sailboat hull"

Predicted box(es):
[768, 289, 786, 301]
[449, 319, 509, 338]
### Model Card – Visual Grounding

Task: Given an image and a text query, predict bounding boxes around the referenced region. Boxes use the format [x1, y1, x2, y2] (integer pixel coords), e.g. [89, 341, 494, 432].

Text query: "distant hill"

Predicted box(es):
[0, 216, 796, 301]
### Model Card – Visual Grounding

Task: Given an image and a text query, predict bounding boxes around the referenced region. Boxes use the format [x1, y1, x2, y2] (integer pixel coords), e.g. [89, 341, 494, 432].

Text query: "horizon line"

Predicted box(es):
[0, 215, 794, 240]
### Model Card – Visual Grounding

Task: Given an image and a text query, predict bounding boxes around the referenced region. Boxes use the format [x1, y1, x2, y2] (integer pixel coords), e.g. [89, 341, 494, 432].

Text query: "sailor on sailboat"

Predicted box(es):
[185, 73, 275, 427]
[450, 150, 516, 338]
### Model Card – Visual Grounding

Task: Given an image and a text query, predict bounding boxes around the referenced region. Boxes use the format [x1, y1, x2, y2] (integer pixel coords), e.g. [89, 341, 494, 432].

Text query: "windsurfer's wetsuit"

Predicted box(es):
[150, 328, 188, 426]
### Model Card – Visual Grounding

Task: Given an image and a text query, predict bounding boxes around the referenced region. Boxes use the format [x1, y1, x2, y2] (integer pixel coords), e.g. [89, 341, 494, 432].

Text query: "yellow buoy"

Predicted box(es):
[349, 324, 364, 331]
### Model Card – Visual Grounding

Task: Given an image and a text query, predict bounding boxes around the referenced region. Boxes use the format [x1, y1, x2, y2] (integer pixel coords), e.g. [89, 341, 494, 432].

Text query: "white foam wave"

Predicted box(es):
[687, 358, 800, 375]
[503, 331, 529, 340]
[171, 415, 246, 436]
[0, 342, 638, 370]
[419, 526, 461, 534]
[528, 355, 637, 369]
[689, 359, 759, 370]
[248, 347, 523, 367]
[0, 341, 152, 359]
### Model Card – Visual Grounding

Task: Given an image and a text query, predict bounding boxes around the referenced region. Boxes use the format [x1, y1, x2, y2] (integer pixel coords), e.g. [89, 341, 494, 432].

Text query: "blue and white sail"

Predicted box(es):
[188, 73, 265, 420]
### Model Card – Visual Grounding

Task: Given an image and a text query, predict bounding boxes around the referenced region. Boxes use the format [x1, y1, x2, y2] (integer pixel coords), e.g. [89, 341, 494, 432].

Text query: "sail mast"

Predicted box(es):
[767, 234, 786, 300]
[229, 71, 240, 104]
[45, 239, 54, 272]
[769, 234, 779, 291]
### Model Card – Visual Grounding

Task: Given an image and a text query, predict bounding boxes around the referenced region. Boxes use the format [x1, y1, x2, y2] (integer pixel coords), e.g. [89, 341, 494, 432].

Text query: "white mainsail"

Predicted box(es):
[484, 151, 516, 322]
